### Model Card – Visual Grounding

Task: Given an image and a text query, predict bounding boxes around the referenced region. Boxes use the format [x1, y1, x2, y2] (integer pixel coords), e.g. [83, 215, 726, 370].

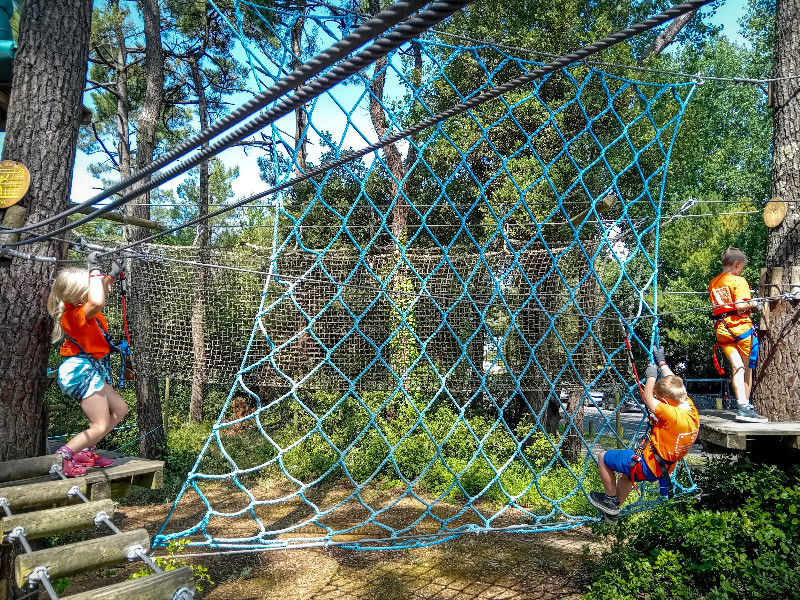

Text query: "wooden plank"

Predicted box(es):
[0, 478, 86, 511]
[1, 500, 114, 540]
[83, 458, 165, 487]
[15, 528, 151, 587]
[698, 427, 746, 451]
[108, 482, 131, 500]
[61, 566, 194, 600]
[132, 469, 163, 490]
[700, 410, 800, 436]
[0, 455, 61, 484]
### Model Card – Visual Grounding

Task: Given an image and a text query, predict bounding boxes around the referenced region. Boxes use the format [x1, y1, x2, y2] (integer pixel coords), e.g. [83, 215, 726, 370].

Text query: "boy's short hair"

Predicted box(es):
[721, 246, 748, 267]
[654, 375, 688, 403]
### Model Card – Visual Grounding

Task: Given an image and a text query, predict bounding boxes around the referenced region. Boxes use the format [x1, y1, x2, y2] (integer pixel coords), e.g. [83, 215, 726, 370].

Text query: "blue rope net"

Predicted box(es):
[154, 6, 698, 550]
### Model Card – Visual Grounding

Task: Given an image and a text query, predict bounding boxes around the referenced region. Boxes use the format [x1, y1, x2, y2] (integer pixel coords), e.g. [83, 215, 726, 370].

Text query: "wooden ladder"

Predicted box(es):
[0, 453, 193, 599]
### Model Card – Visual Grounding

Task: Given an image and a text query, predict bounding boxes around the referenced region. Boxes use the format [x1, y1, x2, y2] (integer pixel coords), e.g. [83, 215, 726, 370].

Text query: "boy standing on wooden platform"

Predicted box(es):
[708, 247, 767, 423]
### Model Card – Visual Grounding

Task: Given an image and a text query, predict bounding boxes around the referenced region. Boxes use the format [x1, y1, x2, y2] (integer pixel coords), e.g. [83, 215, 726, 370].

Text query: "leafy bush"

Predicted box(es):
[585, 458, 800, 600]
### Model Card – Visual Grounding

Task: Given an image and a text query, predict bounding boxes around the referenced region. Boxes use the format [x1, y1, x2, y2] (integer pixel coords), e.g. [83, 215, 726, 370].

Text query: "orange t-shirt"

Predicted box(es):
[59, 304, 111, 358]
[643, 397, 700, 477]
[708, 272, 753, 337]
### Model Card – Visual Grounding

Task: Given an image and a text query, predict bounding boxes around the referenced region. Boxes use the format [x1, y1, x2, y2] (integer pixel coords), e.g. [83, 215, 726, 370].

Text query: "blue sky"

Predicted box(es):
[68, 0, 756, 212]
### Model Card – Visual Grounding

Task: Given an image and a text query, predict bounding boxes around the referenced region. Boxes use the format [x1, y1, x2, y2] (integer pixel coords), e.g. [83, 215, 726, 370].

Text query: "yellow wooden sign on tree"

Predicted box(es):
[0, 160, 29, 208]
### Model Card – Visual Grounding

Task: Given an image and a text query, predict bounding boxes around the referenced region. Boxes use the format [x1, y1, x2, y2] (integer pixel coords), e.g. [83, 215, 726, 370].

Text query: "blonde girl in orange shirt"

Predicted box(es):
[46, 253, 129, 477]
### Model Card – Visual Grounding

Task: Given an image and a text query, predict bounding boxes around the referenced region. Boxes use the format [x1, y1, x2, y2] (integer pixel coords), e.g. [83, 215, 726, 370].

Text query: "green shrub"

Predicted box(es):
[585, 458, 800, 600]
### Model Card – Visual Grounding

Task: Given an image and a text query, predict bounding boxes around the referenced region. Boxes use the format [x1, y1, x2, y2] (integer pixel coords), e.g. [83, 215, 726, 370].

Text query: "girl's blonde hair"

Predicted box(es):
[47, 267, 89, 342]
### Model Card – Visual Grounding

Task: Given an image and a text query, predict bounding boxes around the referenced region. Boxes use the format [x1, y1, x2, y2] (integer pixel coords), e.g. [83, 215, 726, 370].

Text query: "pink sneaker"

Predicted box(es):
[56, 446, 87, 478]
[73, 447, 114, 468]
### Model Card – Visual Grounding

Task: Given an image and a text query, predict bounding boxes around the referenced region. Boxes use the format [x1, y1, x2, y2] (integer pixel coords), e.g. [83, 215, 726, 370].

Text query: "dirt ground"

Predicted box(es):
[62, 494, 606, 600]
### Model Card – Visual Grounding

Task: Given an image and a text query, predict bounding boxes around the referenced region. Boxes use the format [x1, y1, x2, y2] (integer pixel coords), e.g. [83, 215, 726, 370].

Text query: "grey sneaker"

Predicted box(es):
[735, 405, 768, 423]
[602, 512, 619, 524]
[589, 491, 620, 516]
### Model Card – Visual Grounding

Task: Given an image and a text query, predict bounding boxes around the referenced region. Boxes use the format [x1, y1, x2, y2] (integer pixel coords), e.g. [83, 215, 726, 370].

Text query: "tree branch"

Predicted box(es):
[87, 79, 121, 98]
[91, 121, 120, 169]
[638, 10, 698, 64]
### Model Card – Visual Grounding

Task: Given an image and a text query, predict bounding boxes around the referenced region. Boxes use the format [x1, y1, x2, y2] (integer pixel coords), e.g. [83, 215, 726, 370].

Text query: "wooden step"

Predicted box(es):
[14, 528, 151, 587]
[60, 566, 195, 600]
[0, 455, 62, 483]
[1, 499, 114, 540]
[0, 477, 87, 511]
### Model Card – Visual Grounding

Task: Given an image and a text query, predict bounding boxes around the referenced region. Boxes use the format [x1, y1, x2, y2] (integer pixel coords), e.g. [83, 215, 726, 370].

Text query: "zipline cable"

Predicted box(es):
[0, 0, 473, 247]
[104, 0, 716, 256]
[0, 0, 431, 236]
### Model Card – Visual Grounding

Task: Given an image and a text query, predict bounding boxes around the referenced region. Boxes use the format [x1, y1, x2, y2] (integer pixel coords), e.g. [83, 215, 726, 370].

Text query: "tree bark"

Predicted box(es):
[561, 390, 585, 464]
[0, 0, 93, 462]
[752, 0, 800, 422]
[292, 0, 308, 174]
[189, 54, 209, 424]
[112, 0, 131, 180]
[125, 0, 166, 458]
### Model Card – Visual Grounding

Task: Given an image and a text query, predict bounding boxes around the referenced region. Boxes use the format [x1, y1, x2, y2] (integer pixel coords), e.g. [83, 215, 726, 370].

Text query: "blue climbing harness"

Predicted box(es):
[711, 310, 759, 375]
[59, 319, 131, 397]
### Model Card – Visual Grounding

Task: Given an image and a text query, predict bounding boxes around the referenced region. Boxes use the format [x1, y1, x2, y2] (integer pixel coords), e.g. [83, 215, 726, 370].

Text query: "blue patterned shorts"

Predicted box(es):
[57, 356, 111, 402]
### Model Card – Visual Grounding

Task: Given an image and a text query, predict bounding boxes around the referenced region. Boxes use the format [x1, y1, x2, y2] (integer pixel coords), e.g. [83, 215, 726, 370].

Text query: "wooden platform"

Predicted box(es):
[0, 451, 164, 505]
[698, 410, 800, 457]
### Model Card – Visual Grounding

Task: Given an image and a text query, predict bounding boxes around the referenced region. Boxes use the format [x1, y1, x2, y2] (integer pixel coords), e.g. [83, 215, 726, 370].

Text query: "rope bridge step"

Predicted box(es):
[0, 477, 88, 511]
[0, 455, 62, 484]
[14, 528, 151, 588]
[60, 567, 195, 600]
[1, 499, 115, 540]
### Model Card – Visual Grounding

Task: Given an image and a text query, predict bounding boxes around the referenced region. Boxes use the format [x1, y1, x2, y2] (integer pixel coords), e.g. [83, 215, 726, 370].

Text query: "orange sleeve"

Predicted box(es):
[730, 276, 751, 302]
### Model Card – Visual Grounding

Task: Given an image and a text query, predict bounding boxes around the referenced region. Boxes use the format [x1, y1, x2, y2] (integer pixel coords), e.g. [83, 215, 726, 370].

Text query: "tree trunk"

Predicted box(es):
[752, 0, 800, 422]
[561, 390, 585, 464]
[0, 0, 92, 462]
[292, 1, 307, 174]
[125, 0, 166, 458]
[113, 0, 131, 179]
[189, 54, 209, 424]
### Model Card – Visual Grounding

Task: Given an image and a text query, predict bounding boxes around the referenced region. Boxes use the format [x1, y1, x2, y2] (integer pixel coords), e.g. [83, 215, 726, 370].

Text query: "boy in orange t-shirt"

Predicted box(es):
[708, 247, 766, 423]
[589, 347, 700, 522]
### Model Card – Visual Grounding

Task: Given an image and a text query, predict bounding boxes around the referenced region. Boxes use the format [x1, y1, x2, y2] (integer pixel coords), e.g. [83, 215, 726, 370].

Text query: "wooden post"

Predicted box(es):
[790, 266, 800, 300]
[759, 267, 769, 330]
[0, 205, 25, 246]
[74, 205, 165, 230]
[615, 390, 622, 449]
[163, 377, 170, 437]
[1, 500, 115, 540]
[771, 267, 784, 303]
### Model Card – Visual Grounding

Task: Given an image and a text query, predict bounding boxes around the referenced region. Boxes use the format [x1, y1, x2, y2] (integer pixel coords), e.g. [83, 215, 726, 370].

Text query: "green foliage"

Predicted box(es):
[131, 538, 214, 593]
[52, 577, 71, 595]
[585, 459, 800, 600]
[228, 390, 593, 512]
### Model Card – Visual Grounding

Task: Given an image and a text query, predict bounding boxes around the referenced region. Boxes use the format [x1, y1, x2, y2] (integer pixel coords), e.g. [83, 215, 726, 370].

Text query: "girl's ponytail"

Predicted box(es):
[47, 267, 90, 342]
